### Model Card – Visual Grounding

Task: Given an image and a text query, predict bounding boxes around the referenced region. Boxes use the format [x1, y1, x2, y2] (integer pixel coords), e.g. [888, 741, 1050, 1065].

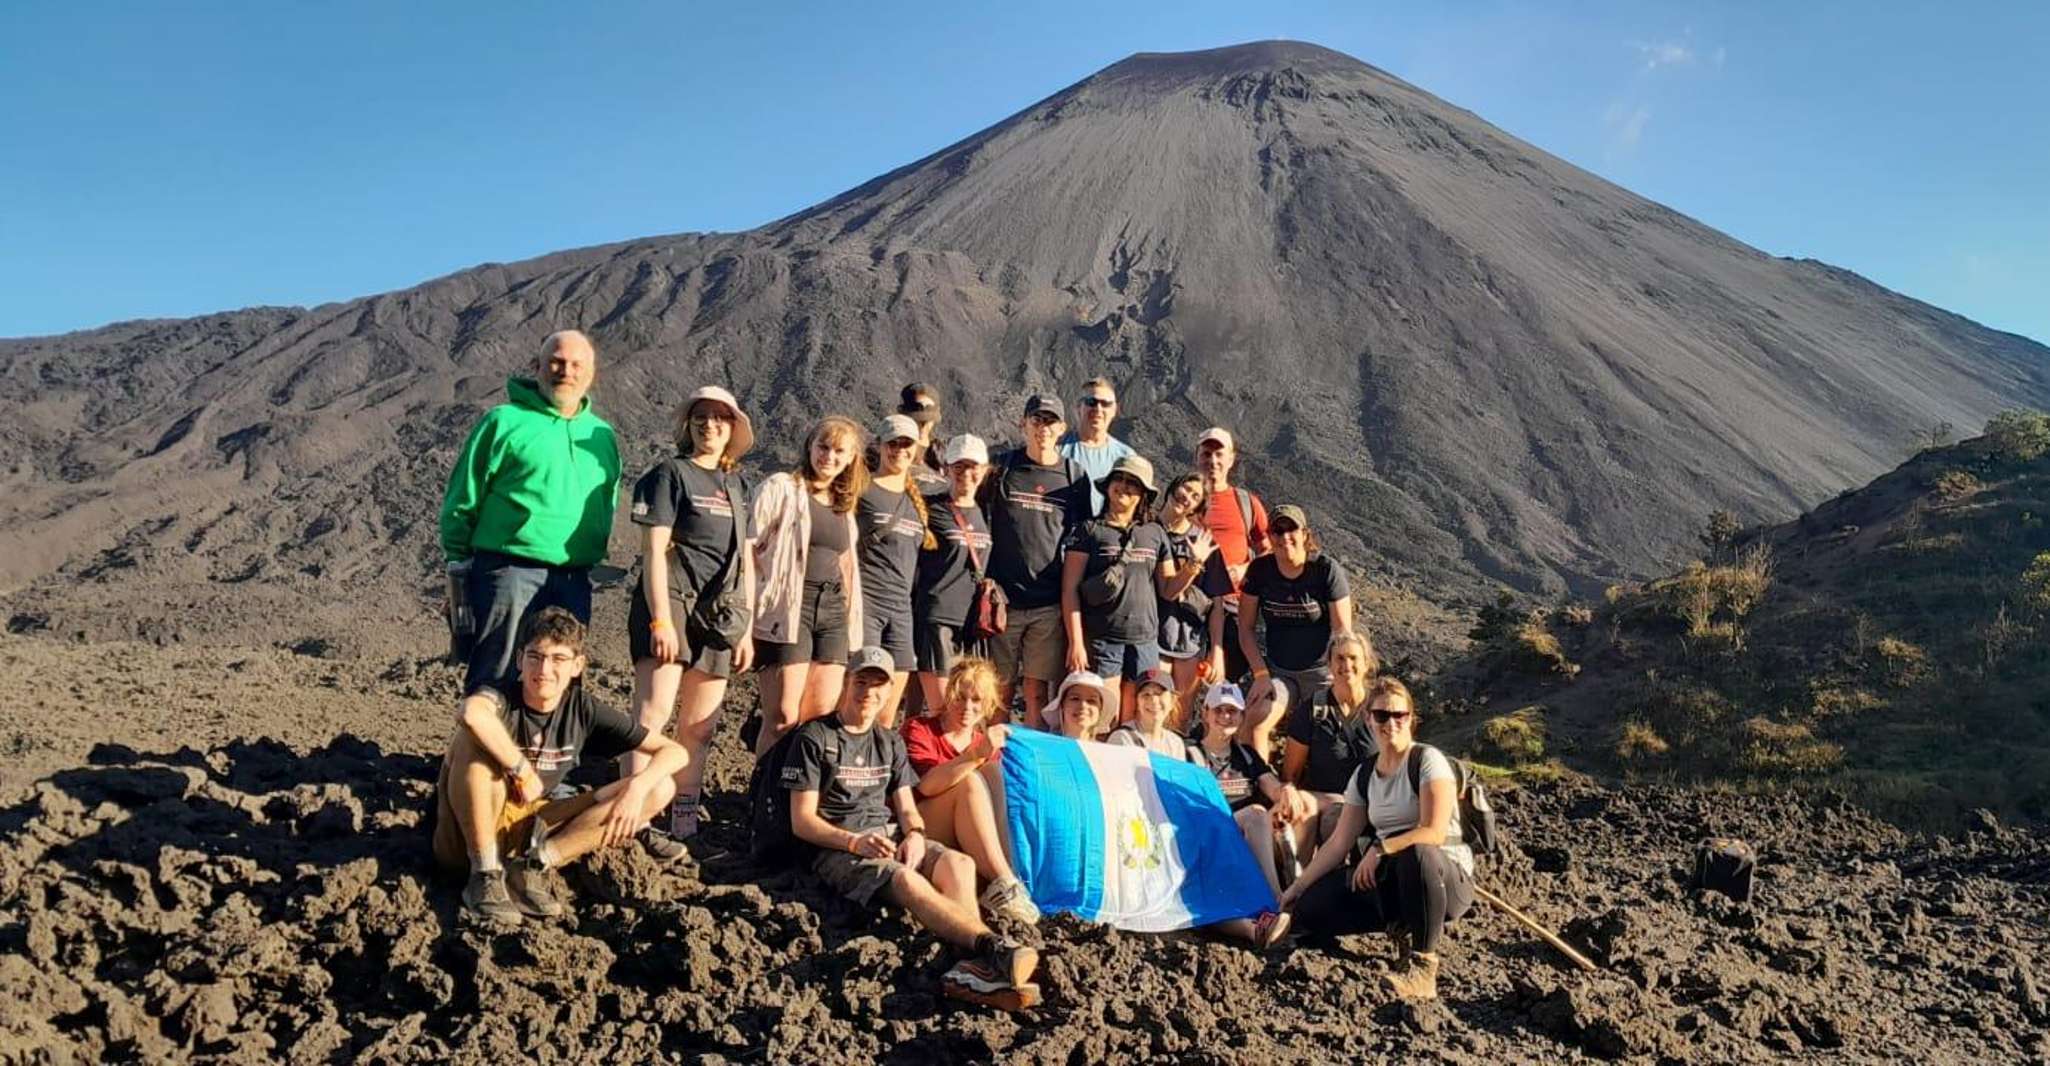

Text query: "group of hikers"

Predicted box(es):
[432, 330, 1476, 1010]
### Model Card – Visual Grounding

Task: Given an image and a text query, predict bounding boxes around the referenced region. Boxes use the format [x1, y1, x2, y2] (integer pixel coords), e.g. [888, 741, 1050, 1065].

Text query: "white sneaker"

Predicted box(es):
[979, 876, 1042, 925]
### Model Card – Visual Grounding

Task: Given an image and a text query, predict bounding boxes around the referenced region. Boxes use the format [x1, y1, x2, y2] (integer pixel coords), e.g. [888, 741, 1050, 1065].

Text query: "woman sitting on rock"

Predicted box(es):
[1279, 677, 1474, 1002]
[901, 657, 1041, 925]
[1278, 632, 1380, 859]
[1191, 682, 1302, 900]
[1216, 504, 1353, 757]
[1106, 665, 1195, 762]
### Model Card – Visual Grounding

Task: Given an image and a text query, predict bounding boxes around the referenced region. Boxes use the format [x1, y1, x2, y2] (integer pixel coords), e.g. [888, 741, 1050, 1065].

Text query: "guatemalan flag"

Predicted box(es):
[1000, 728, 1276, 931]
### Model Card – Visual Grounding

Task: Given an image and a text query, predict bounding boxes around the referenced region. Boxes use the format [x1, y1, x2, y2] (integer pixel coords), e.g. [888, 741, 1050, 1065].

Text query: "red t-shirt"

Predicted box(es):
[1203, 487, 1270, 574]
[901, 715, 983, 776]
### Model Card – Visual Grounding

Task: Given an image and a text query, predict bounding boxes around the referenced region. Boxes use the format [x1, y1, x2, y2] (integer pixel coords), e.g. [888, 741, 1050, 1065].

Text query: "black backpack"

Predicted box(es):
[1405, 744, 1501, 859]
[743, 719, 840, 868]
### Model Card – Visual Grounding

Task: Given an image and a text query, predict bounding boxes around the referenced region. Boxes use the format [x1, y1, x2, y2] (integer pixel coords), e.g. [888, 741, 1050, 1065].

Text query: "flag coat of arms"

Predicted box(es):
[999, 728, 1277, 931]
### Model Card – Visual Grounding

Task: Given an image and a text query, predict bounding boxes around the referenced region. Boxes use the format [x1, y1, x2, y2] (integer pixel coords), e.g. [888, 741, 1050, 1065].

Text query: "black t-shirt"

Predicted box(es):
[982, 449, 1092, 610]
[1286, 689, 1378, 794]
[1194, 740, 1274, 811]
[630, 457, 746, 598]
[471, 680, 647, 793]
[1067, 519, 1168, 643]
[1157, 524, 1209, 651]
[805, 493, 850, 585]
[1242, 554, 1352, 671]
[856, 483, 925, 608]
[779, 718, 918, 833]
[917, 495, 990, 627]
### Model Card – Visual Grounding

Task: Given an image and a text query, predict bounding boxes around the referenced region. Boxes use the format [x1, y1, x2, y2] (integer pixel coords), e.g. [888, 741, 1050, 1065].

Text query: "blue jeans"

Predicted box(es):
[464, 550, 593, 691]
[1087, 636, 1161, 682]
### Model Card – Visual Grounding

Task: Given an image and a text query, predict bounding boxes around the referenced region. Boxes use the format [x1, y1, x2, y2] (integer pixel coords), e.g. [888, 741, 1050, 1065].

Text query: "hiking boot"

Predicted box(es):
[461, 868, 523, 927]
[940, 959, 1041, 1011]
[979, 876, 1042, 926]
[505, 857, 566, 919]
[1252, 909, 1292, 950]
[640, 825, 689, 864]
[1383, 951, 1441, 1001]
[1387, 922, 1413, 965]
[983, 936, 1040, 988]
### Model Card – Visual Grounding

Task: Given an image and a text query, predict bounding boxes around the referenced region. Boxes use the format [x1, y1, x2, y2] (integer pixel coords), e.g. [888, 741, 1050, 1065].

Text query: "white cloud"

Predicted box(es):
[1604, 101, 1654, 155]
[1632, 40, 1695, 71]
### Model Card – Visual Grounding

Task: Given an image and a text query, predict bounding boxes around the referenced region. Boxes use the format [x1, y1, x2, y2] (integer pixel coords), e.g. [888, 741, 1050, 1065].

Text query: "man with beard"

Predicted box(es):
[440, 330, 622, 690]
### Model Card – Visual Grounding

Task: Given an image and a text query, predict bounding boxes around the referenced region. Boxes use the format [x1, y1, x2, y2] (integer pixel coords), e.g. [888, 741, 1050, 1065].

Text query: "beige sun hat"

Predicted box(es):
[685, 385, 753, 462]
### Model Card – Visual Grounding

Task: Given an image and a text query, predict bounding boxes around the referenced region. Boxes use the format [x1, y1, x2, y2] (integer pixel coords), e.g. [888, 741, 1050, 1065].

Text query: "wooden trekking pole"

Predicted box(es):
[1474, 885, 1600, 973]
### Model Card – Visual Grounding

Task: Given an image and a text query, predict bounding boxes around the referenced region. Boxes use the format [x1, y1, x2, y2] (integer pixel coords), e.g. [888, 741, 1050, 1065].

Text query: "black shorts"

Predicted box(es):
[914, 618, 984, 674]
[862, 599, 915, 671]
[755, 578, 851, 668]
[628, 591, 734, 678]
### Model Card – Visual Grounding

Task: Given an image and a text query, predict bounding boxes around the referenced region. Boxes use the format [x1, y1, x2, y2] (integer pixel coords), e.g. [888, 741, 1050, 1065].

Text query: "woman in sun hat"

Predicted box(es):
[1059, 454, 1170, 733]
[624, 385, 757, 859]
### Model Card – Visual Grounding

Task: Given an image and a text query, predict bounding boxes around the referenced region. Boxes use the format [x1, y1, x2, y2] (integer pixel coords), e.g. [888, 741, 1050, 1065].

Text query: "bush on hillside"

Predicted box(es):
[1984, 409, 2050, 463]
[1735, 717, 1844, 775]
[1699, 509, 1741, 561]
[2020, 552, 2050, 617]
[1873, 636, 1932, 688]
[1476, 706, 1547, 764]
[1653, 545, 1773, 639]
[1615, 721, 1670, 763]
[1930, 469, 1983, 502]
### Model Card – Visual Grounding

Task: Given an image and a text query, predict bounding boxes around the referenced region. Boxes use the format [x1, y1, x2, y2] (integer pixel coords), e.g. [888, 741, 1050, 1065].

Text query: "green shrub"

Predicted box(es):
[1985, 409, 2050, 462]
[1477, 706, 1547, 764]
[2021, 552, 2050, 617]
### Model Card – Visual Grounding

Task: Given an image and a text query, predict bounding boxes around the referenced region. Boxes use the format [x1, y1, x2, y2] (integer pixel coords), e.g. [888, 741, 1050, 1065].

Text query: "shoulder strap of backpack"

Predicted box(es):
[1235, 488, 1254, 537]
[1406, 743, 1426, 796]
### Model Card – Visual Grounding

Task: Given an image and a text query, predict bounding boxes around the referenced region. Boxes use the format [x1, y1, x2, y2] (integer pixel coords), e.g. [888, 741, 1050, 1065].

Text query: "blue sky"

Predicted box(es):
[3, 2, 2045, 343]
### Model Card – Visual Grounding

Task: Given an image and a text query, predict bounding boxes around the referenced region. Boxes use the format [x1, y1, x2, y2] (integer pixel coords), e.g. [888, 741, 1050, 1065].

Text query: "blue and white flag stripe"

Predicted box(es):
[1000, 728, 1276, 931]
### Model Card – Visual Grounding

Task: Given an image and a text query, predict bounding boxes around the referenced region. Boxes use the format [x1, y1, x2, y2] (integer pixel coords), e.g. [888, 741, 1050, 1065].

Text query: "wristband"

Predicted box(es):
[649, 618, 674, 632]
[1252, 668, 1272, 681]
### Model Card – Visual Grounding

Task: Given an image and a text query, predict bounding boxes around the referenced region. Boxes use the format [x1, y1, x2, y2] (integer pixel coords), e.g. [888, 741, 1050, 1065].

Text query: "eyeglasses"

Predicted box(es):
[689, 409, 736, 424]
[521, 650, 579, 669]
[1080, 397, 1115, 409]
[1369, 709, 1412, 725]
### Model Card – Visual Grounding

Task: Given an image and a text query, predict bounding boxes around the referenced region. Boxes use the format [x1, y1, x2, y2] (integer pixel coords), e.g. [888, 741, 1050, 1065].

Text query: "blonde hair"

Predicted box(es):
[944, 658, 1001, 724]
[799, 416, 869, 514]
[1328, 631, 1380, 677]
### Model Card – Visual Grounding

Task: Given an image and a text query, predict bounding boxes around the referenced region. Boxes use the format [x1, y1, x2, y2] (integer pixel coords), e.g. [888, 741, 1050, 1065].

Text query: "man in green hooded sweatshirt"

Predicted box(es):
[441, 330, 622, 690]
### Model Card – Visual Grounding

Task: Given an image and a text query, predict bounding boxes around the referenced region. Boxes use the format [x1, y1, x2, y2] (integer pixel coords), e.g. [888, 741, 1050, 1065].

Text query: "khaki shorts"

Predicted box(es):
[810, 828, 955, 907]
[431, 756, 597, 873]
[988, 603, 1066, 685]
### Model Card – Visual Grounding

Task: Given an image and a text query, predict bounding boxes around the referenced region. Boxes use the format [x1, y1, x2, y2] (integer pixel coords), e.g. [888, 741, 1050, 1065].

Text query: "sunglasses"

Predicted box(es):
[1369, 708, 1412, 725]
[882, 438, 917, 448]
[1080, 397, 1115, 409]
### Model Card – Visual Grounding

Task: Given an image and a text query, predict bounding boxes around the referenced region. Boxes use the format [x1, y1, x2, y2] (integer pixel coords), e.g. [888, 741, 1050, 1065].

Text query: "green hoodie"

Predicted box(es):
[439, 377, 622, 567]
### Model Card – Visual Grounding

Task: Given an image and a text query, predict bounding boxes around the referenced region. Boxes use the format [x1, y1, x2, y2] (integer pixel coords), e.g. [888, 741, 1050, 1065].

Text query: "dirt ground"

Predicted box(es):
[2, 625, 2047, 1064]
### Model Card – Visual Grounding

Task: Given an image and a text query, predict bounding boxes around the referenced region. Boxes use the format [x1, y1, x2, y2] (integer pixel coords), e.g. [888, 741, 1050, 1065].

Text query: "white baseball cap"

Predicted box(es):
[1204, 681, 1247, 712]
[942, 433, 989, 466]
[1198, 427, 1234, 450]
[876, 414, 921, 444]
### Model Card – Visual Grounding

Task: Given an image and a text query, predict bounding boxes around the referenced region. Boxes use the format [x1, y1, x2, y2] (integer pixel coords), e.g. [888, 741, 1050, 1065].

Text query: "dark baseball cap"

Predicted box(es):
[1022, 394, 1064, 421]
[898, 383, 941, 424]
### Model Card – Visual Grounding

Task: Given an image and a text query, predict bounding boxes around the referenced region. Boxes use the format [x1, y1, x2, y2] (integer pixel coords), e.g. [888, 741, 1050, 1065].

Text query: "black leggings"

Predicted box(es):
[1292, 844, 1474, 953]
